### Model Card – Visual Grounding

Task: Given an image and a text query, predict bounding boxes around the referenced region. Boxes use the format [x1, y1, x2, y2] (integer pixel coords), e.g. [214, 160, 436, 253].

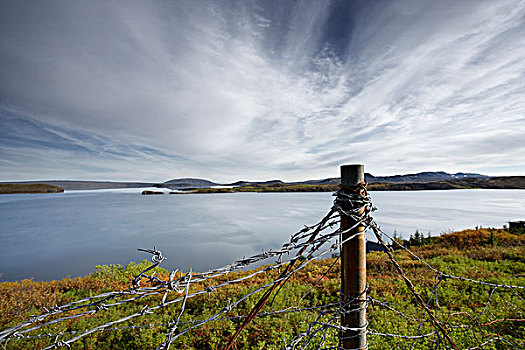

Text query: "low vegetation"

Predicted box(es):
[141, 190, 164, 195]
[171, 176, 525, 194]
[1, 228, 524, 349]
[0, 184, 64, 194]
[175, 183, 339, 193]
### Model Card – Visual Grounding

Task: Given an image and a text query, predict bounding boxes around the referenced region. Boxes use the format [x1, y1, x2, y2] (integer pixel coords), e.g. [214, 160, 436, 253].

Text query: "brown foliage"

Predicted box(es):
[0, 276, 126, 326]
[438, 228, 525, 247]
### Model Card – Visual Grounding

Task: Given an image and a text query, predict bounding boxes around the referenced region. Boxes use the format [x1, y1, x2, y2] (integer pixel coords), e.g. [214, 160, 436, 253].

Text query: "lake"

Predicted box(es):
[0, 189, 524, 281]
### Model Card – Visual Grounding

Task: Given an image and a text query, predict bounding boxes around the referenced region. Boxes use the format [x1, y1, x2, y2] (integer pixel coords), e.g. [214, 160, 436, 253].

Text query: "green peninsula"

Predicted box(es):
[0, 183, 64, 194]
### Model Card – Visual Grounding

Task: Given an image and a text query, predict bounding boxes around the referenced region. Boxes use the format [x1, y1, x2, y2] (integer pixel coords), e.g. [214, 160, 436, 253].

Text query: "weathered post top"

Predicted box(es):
[341, 164, 364, 186]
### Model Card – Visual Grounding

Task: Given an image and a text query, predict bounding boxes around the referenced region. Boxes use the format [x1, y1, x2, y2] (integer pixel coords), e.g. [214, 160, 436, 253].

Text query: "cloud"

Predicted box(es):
[1, 0, 524, 181]
[0, 110, 202, 181]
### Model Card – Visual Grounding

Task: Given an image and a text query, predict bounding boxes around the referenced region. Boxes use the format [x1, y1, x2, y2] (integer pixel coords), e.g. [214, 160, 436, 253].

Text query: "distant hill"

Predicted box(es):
[227, 180, 284, 187]
[163, 178, 217, 188]
[296, 172, 487, 185]
[296, 178, 340, 185]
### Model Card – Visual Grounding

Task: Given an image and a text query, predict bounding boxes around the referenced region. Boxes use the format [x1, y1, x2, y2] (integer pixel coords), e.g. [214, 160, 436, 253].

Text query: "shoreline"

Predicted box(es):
[170, 180, 525, 194]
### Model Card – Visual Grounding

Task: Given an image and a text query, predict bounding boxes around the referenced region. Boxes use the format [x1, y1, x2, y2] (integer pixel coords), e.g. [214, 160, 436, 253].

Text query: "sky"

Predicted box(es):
[1, 0, 524, 182]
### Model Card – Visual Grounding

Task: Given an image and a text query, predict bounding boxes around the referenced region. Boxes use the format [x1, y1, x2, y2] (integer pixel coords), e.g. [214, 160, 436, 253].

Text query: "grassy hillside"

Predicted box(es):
[1, 228, 523, 349]
[0, 183, 64, 194]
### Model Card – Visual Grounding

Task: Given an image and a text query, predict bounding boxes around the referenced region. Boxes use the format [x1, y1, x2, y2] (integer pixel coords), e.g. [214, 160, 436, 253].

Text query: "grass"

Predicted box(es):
[1, 228, 524, 349]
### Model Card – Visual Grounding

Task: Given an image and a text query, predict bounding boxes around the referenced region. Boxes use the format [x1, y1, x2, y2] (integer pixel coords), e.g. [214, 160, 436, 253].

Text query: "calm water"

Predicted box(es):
[0, 189, 524, 281]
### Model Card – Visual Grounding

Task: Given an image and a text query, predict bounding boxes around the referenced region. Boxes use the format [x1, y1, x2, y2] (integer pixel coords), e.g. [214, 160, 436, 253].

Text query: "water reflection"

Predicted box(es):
[0, 189, 523, 281]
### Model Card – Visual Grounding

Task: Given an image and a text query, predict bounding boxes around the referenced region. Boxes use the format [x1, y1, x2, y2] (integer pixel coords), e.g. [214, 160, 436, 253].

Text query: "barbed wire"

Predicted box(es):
[1, 184, 523, 350]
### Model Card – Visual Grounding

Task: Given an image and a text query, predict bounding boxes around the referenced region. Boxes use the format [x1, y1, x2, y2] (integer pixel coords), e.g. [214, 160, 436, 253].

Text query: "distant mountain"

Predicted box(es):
[295, 172, 488, 185]
[163, 178, 217, 188]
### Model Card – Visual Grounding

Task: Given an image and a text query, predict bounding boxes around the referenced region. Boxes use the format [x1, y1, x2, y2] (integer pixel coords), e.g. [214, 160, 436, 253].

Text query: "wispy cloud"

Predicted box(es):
[1, 0, 524, 181]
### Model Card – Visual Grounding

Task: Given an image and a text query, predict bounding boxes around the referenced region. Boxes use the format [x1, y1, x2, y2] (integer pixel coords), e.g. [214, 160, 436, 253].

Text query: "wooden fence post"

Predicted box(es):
[340, 164, 367, 349]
